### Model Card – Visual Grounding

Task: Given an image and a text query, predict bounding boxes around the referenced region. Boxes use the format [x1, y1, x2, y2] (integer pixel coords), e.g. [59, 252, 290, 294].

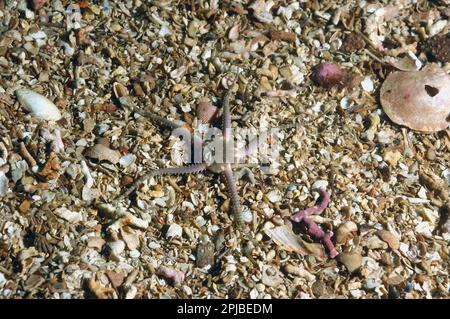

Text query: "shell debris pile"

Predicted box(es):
[0, 0, 448, 299]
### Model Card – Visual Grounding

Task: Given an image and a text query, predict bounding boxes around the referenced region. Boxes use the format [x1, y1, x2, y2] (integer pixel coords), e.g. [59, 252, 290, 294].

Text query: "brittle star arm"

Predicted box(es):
[221, 81, 245, 228]
[114, 163, 207, 204]
[119, 97, 184, 130]
[222, 89, 232, 136]
[131, 104, 184, 130]
[223, 163, 245, 227]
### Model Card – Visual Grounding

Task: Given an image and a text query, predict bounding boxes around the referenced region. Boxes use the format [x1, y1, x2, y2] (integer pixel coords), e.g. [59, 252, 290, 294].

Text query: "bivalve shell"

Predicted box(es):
[380, 64, 450, 132]
[15, 88, 62, 121]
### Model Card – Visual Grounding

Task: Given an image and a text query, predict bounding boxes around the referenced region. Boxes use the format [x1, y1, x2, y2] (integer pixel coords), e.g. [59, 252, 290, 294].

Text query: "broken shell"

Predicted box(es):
[249, 0, 275, 23]
[283, 264, 315, 281]
[119, 154, 136, 167]
[338, 252, 362, 273]
[124, 285, 137, 299]
[376, 230, 400, 250]
[15, 88, 62, 121]
[365, 235, 388, 250]
[54, 207, 83, 223]
[166, 223, 183, 238]
[87, 237, 106, 250]
[113, 82, 129, 99]
[107, 240, 125, 255]
[0, 171, 8, 197]
[264, 225, 308, 255]
[228, 25, 240, 41]
[360, 76, 374, 92]
[380, 64, 450, 132]
[85, 143, 121, 164]
[335, 221, 358, 244]
[120, 227, 140, 251]
[386, 51, 423, 72]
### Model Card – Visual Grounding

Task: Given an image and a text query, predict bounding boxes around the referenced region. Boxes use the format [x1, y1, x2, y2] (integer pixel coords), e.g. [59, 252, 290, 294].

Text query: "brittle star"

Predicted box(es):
[114, 78, 256, 228]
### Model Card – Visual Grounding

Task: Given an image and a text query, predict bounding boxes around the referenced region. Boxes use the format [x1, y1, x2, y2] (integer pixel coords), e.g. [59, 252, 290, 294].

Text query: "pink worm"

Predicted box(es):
[290, 187, 339, 258]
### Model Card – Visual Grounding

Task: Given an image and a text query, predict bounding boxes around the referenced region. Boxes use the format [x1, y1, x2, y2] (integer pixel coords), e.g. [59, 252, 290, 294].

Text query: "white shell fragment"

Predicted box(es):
[380, 64, 450, 132]
[80, 160, 94, 188]
[166, 223, 183, 238]
[386, 51, 423, 72]
[264, 225, 308, 255]
[361, 76, 374, 92]
[107, 240, 125, 255]
[54, 207, 83, 223]
[249, 0, 275, 23]
[0, 171, 8, 197]
[119, 154, 136, 167]
[15, 88, 62, 121]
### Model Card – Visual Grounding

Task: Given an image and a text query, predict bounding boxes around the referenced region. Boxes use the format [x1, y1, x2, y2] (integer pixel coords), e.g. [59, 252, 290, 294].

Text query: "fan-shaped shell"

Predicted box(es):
[380, 64, 450, 132]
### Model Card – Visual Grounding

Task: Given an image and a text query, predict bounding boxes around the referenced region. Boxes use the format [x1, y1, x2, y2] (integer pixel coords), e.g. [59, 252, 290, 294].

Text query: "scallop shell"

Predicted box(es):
[15, 88, 62, 121]
[380, 64, 450, 132]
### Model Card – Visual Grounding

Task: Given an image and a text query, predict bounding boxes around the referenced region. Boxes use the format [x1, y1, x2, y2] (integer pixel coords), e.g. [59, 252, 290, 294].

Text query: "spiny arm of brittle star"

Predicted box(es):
[222, 73, 240, 136]
[223, 163, 245, 228]
[130, 104, 184, 130]
[222, 89, 232, 137]
[114, 163, 207, 204]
